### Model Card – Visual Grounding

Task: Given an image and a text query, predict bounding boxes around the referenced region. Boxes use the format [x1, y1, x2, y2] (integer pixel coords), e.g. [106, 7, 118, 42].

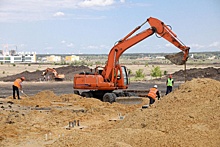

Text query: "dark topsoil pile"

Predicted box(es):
[0, 65, 91, 82]
[0, 65, 220, 82]
[171, 67, 220, 81]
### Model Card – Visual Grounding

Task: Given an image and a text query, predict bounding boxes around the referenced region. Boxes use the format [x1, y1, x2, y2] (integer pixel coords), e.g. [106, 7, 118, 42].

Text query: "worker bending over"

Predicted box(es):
[12, 76, 25, 100]
[147, 85, 160, 106]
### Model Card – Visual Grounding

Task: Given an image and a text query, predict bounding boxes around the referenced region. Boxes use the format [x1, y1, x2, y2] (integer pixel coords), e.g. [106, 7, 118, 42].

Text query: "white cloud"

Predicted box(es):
[189, 43, 204, 49]
[0, 0, 126, 22]
[165, 43, 174, 47]
[53, 12, 65, 17]
[61, 40, 66, 44]
[67, 43, 74, 48]
[61, 40, 74, 48]
[78, 0, 115, 7]
[82, 44, 109, 50]
[209, 41, 219, 47]
[44, 46, 53, 50]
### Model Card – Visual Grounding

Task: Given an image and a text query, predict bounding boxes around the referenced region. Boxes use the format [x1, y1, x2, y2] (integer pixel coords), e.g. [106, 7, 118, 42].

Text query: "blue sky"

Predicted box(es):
[0, 0, 220, 54]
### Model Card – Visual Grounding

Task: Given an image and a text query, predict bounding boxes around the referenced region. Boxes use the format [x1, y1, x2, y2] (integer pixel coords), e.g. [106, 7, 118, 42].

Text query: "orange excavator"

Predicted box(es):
[73, 17, 190, 103]
[42, 68, 65, 81]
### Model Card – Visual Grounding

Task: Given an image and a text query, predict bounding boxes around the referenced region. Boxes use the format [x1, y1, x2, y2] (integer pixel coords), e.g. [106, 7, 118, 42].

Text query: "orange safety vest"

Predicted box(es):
[147, 87, 158, 100]
[13, 78, 22, 89]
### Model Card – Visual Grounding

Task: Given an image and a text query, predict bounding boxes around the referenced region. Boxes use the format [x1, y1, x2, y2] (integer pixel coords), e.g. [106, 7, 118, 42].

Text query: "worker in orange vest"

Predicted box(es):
[12, 76, 25, 99]
[147, 85, 160, 106]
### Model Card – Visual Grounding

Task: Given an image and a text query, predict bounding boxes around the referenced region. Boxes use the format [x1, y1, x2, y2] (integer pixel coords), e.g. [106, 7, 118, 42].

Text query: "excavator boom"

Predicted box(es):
[103, 17, 190, 82]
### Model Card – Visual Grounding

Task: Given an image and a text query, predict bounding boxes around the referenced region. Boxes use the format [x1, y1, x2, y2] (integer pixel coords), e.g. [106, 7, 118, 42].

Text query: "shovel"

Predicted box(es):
[21, 91, 30, 98]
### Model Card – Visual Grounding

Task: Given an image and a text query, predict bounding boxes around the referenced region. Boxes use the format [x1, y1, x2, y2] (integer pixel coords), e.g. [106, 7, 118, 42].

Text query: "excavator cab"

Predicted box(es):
[116, 65, 129, 88]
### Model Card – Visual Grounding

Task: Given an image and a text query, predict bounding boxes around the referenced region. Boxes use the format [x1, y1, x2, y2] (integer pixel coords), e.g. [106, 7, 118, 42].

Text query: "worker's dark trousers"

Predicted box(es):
[12, 85, 20, 99]
[166, 86, 173, 95]
[147, 96, 155, 105]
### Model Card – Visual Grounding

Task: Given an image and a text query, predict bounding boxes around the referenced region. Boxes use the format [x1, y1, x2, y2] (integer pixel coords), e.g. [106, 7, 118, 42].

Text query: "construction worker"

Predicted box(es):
[12, 76, 25, 99]
[166, 74, 174, 95]
[147, 85, 160, 106]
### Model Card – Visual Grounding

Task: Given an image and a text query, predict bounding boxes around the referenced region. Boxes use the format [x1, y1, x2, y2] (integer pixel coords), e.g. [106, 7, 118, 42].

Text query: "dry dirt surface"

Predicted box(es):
[0, 78, 220, 147]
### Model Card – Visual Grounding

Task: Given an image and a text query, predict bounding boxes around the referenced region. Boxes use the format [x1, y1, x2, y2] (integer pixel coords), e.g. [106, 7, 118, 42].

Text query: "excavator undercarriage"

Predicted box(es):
[74, 89, 144, 104]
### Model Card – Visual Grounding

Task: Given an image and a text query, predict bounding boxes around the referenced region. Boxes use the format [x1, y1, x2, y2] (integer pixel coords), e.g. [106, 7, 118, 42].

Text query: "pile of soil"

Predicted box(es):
[171, 67, 220, 81]
[0, 78, 219, 146]
[0, 65, 90, 82]
[0, 90, 147, 147]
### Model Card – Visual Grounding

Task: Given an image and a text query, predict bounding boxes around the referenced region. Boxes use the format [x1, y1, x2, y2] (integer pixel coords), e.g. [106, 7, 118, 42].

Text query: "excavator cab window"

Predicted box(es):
[98, 69, 103, 75]
[121, 66, 129, 85]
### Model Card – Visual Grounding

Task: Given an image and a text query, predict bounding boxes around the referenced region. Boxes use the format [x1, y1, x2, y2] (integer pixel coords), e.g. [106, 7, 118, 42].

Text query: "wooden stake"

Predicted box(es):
[184, 62, 186, 82]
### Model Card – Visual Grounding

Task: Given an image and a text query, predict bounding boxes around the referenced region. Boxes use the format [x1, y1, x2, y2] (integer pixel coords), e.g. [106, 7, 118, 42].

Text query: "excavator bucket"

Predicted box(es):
[165, 51, 186, 65]
[115, 96, 143, 105]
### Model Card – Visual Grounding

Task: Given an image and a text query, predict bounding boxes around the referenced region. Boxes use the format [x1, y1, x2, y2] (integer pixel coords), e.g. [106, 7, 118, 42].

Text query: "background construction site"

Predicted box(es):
[0, 59, 220, 146]
[0, 16, 220, 146]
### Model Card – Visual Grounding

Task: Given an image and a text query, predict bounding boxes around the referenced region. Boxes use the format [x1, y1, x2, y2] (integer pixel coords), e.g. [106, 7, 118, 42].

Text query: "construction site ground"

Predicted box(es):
[0, 64, 220, 147]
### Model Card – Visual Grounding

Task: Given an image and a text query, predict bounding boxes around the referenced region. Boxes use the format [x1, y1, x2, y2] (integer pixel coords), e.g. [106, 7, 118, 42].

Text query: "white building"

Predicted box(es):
[0, 53, 36, 63]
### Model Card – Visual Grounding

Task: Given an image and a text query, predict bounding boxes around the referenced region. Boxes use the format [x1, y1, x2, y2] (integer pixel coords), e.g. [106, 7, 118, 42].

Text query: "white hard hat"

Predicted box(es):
[154, 85, 157, 88]
[21, 76, 25, 81]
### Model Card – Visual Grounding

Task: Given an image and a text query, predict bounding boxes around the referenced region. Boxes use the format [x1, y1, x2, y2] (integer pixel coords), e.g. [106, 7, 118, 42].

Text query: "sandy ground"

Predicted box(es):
[0, 64, 220, 147]
[0, 78, 219, 147]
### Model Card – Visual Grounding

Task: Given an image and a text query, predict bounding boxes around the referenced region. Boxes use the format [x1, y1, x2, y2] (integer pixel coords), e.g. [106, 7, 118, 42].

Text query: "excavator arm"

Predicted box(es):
[102, 17, 190, 82]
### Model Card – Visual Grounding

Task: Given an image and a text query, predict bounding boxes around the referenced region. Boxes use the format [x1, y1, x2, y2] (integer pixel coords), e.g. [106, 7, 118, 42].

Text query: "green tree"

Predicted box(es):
[164, 70, 167, 75]
[95, 61, 102, 65]
[128, 69, 132, 75]
[145, 62, 149, 67]
[135, 69, 145, 78]
[151, 66, 162, 79]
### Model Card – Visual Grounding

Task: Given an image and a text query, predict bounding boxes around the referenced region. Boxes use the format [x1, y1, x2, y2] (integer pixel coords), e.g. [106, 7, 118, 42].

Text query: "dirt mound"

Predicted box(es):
[0, 65, 90, 82]
[47, 78, 220, 147]
[0, 90, 147, 147]
[1, 78, 219, 147]
[0, 78, 220, 147]
[110, 78, 220, 146]
[168, 67, 220, 81]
